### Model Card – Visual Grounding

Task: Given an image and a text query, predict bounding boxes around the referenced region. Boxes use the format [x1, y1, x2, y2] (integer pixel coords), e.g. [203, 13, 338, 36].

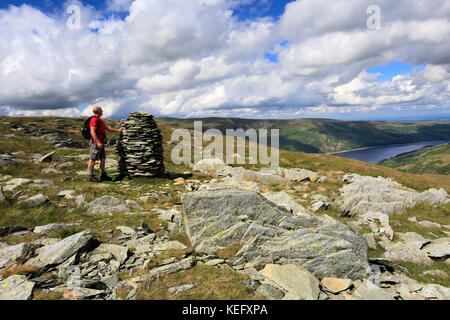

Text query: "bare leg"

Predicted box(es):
[99, 158, 106, 173]
[88, 159, 95, 172]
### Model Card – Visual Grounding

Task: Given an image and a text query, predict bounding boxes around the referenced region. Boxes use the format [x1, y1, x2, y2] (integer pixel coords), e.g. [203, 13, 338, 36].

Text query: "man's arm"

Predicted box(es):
[106, 125, 123, 133]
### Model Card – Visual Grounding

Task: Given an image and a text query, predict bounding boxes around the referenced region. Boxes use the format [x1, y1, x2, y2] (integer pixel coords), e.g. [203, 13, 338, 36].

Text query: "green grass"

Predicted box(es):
[389, 202, 450, 239]
[379, 144, 450, 175]
[135, 265, 262, 300]
[385, 260, 450, 287]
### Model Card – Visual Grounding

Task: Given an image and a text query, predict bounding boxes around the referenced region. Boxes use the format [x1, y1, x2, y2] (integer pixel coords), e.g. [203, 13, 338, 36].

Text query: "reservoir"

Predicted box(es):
[332, 141, 450, 164]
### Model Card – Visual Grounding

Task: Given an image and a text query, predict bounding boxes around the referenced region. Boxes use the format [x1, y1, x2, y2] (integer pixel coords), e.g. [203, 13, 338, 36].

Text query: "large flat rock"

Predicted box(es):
[259, 264, 320, 300]
[0, 275, 35, 300]
[338, 174, 449, 217]
[0, 243, 30, 270]
[27, 230, 93, 268]
[174, 187, 370, 280]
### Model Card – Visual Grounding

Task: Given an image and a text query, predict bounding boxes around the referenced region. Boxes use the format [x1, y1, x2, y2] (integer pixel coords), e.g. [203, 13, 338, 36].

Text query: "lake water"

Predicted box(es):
[332, 141, 450, 164]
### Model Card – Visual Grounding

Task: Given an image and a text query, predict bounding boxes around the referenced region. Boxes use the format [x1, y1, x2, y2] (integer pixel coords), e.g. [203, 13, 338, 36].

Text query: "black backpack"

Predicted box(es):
[81, 116, 95, 139]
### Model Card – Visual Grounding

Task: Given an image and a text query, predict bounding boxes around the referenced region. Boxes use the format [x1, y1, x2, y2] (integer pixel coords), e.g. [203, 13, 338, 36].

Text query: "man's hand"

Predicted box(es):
[118, 127, 124, 132]
[97, 142, 104, 149]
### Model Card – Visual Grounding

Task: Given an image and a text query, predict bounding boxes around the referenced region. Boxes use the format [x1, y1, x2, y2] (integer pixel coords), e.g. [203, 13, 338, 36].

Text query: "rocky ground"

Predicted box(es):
[0, 118, 449, 300]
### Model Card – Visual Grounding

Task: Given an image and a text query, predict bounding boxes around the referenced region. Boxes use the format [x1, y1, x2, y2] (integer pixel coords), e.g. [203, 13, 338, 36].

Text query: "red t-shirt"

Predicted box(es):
[89, 115, 107, 143]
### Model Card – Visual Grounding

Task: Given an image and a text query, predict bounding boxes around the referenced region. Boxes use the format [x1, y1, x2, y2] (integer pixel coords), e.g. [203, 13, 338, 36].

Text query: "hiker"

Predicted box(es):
[87, 105, 123, 182]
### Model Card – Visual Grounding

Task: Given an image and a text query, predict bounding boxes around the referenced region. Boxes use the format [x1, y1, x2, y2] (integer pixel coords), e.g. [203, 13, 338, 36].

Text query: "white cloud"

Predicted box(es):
[0, 0, 449, 120]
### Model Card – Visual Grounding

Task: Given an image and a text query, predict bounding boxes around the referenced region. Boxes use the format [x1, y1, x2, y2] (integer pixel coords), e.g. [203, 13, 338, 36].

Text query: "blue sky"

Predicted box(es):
[0, 0, 448, 121]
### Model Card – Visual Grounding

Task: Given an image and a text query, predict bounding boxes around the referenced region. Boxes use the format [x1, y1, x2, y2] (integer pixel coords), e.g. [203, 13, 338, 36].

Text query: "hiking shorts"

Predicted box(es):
[90, 141, 106, 161]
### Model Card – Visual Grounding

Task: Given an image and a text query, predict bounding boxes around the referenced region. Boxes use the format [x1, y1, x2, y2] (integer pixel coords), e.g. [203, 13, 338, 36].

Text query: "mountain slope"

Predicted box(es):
[378, 144, 450, 175]
[157, 117, 450, 154]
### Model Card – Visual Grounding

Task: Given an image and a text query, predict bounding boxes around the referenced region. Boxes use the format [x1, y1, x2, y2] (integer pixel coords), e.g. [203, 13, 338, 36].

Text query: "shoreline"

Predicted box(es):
[327, 140, 450, 155]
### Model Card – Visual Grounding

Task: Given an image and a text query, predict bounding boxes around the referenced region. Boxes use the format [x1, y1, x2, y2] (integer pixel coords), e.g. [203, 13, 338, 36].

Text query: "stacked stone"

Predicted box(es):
[117, 112, 165, 177]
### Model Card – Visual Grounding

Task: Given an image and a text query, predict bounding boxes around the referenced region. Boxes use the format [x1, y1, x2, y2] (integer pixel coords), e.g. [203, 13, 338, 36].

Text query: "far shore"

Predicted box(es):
[327, 141, 450, 155]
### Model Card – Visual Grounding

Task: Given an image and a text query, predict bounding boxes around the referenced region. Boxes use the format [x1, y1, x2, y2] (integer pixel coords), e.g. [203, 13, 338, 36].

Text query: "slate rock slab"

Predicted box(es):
[259, 264, 320, 300]
[173, 187, 369, 280]
[27, 230, 93, 268]
[0, 275, 35, 300]
[86, 196, 130, 215]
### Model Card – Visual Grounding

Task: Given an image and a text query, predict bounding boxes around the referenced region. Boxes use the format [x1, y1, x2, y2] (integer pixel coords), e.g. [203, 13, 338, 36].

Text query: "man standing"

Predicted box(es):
[88, 105, 123, 182]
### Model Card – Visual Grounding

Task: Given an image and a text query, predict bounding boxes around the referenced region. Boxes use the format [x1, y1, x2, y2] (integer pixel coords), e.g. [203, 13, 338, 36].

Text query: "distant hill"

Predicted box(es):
[378, 144, 450, 175]
[157, 117, 450, 154]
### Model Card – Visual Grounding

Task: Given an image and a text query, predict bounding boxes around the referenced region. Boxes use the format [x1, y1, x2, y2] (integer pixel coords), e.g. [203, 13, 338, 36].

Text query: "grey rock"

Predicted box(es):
[42, 168, 61, 174]
[116, 226, 136, 236]
[422, 270, 448, 279]
[204, 259, 224, 266]
[168, 283, 196, 295]
[337, 174, 449, 217]
[381, 232, 433, 265]
[0, 153, 18, 168]
[278, 167, 316, 182]
[152, 241, 187, 252]
[18, 194, 49, 208]
[309, 200, 329, 212]
[75, 195, 86, 208]
[64, 288, 104, 299]
[101, 274, 119, 289]
[418, 220, 442, 229]
[0, 275, 35, 300]
[33, 223, 74, 235]
[174, 188, 369, 279]
[28, 230, 93, 268]
[353, 279, 394, 300]
[420, 284, 450, 300]
[0, 243, 30, 269]
[259, 264, 320, 300]
[262, 191, 310, 216]
[38, 151, 56, 163]
[256, 284, 285, 300]
[57, 190, 76, 199]
[423, 238, 450, 259]
[193, 158, 231, 176]
[149, 257, 194, 276]
[86, 196, 130, 215]
[91, 244, 129, 265]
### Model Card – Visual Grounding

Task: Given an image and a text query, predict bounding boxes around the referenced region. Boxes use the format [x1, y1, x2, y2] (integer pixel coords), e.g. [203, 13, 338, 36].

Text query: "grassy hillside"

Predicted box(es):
[378, 144, 450, 175]
[157, 117, 450, 154]
[1, 116, 450, 298]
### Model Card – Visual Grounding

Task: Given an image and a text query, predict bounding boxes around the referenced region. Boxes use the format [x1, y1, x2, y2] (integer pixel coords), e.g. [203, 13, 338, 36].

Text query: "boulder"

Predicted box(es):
[18, 194, 49, 208]
[192, 158, 231, 176]
[422, 238, 450, 260]
[0, 275, 35, 300]
[259, 264, 320, 300]
[86, 196, 130, 215]
[38, 151, 56, 163]
[381, 232, 433, 265]
[33, 223, 75, 235]
[173, 188, 370, 280]
[337, 174, 449, 217]
[91, 244, 129, 265]
[278, 168, 316, 182]
[0, 153, 18, 168]
[262, 191, 310, 216]
[321, 277, 353, 294]
[0, 243, 30, 269]
[353, 279, 394, 300]
[27, 230, 93, 268]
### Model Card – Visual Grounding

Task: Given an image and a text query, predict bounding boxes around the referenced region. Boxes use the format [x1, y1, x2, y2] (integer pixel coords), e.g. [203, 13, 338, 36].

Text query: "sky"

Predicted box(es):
[0, 0, 449, 121]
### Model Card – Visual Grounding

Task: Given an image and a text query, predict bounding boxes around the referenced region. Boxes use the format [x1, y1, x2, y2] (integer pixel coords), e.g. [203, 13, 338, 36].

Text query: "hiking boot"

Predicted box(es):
[88, 175, 100, 182]
[100, 172, 113, 181]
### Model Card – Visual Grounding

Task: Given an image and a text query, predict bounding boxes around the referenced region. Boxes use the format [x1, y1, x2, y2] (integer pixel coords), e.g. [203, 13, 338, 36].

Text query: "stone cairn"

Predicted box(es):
[116, 112, 165, 177]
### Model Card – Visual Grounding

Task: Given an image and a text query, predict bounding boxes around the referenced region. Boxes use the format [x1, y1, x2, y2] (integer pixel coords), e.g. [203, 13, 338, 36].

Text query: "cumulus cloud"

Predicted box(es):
[0, 0, 449, 120]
